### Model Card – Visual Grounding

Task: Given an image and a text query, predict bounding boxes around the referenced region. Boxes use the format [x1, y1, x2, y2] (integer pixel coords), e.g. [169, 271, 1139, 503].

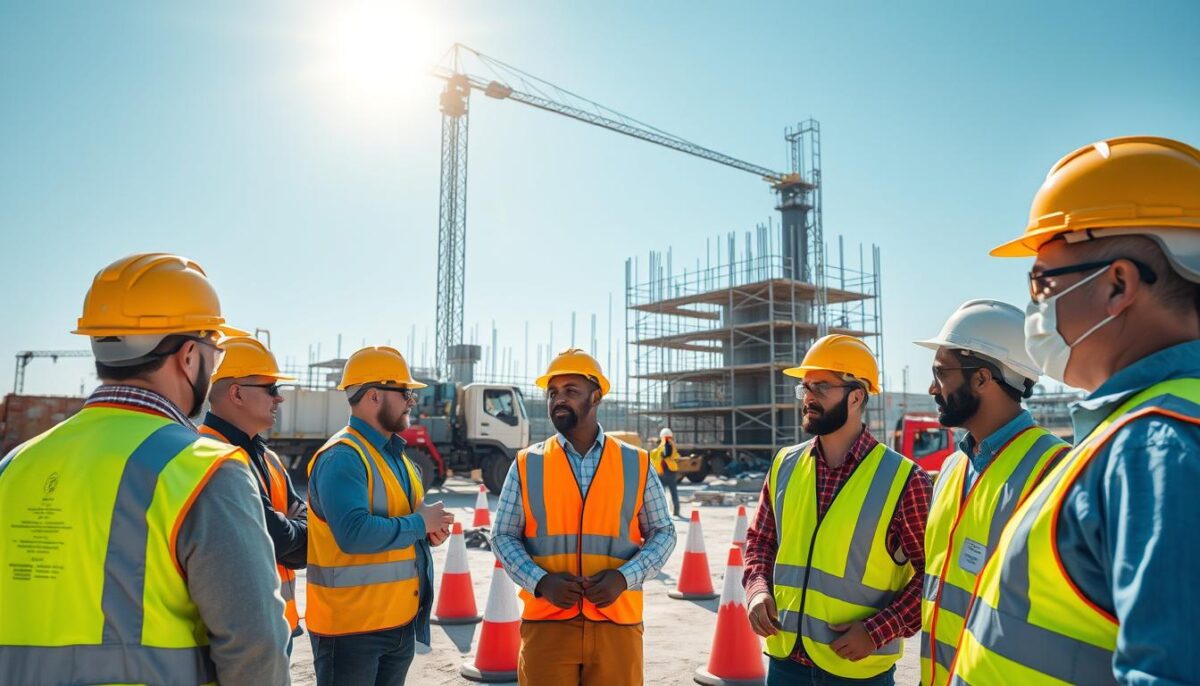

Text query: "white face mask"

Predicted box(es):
[1025, 266, 1117, 384]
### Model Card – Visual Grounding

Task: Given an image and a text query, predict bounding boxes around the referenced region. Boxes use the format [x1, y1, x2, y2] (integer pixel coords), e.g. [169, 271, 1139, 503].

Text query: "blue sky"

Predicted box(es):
[2, 1, 1198, 397]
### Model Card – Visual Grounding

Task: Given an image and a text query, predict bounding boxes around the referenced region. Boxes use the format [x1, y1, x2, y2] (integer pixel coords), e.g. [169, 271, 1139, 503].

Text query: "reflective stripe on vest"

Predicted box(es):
[198, 423, 301, 632]
[765, 440, 917, 679]
[0, 407, 246, 685]
[305, 426, 423, 636]
[920, 427, 1067, 686]
[949, 380, 1200, 686]
[517, 435, 647, 624]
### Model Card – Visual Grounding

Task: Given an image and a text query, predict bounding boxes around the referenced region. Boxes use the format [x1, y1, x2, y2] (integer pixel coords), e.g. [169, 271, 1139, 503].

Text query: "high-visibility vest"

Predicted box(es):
[305, 425, 424, 636]
[920, 426, 1067, 686]
[516, 435, 648, 624]
[198, 422, 301, 633]
[765, 440, 917, 679]
[950, 378, 1200, 686]
[0, 406, 249, 685]
[649, 441, 679, 474]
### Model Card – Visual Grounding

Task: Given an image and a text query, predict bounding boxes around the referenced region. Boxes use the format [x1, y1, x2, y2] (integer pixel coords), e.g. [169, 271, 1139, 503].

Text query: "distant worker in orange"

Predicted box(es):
[649, 426, 682, 518]
[744, 335, 931, 686]
[305, 346, 455, 686]
[492, 348, 677, 685]
[200, 336, 308, 656]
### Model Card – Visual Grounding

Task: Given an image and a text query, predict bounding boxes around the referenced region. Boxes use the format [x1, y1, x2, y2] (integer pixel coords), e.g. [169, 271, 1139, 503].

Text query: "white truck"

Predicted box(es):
[269, 381, 530, 494]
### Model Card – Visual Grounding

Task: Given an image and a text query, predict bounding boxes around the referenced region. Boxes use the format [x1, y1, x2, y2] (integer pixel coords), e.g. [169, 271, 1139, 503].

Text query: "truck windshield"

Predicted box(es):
[484, 388, 520, 426]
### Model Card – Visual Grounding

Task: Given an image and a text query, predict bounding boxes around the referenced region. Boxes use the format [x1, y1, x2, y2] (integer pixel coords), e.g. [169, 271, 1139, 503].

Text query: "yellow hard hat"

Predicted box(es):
[73, 253, 247, 337]
[535, 347, 611, 397]
[338, 346, 427, 391]
[783, 334, 881, 394]
[992, 136, 1200, 259]
[211, 336, 297, 383]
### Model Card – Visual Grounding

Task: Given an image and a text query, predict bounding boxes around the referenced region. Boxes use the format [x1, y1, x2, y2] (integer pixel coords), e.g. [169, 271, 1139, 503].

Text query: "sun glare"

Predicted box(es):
[311, 1, 444, 122]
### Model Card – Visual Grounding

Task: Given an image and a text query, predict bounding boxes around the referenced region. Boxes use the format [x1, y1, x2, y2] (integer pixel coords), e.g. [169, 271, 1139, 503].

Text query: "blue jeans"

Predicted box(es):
[311, 623, 416, 686]
[767, 658, 895, 686]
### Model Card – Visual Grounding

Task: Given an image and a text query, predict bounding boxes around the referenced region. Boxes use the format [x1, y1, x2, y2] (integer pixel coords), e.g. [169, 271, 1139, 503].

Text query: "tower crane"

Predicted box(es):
[12, 350, 91, 394]
[433, 44, 824, 379]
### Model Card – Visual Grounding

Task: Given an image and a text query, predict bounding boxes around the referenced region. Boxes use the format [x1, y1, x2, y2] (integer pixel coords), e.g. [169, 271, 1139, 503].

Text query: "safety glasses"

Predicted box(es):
[1028, 258, 1157, 302]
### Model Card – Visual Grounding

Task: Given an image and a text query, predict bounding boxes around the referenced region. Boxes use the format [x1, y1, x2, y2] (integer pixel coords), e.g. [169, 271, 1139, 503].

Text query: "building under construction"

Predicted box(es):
[625, 121, 885, 468]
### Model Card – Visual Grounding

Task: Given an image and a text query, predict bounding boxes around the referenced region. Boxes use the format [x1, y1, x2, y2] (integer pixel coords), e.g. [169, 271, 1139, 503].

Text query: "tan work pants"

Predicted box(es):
[518, 616, 644, 685]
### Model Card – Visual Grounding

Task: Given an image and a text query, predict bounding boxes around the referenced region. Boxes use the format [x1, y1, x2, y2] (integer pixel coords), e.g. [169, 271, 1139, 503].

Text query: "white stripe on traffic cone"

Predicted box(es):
[461, 559, 521, 682]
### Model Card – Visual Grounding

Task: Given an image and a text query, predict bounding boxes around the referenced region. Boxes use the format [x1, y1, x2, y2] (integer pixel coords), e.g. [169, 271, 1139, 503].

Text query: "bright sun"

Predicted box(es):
[311, 1, 445, 119]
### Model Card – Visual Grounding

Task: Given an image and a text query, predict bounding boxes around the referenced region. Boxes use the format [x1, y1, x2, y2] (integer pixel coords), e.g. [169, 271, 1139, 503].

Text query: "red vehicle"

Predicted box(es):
[892, 413, 958, 474]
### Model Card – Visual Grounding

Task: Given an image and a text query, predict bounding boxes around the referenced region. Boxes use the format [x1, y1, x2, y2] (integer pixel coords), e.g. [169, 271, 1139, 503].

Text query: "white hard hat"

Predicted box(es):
[659, 427, 673, 439]
[915, 299, 1040, 390]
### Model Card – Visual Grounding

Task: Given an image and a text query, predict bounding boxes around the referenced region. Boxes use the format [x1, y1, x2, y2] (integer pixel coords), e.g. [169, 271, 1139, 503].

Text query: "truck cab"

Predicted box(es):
[893, 413, 958, 475]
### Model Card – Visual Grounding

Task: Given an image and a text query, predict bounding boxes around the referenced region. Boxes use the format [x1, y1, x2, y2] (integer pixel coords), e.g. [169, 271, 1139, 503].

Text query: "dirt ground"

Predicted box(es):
[289, 477, 921, 685]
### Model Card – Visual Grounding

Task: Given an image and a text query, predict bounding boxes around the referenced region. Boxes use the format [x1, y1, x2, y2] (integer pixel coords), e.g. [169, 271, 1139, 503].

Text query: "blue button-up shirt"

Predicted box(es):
[1056, 340, 1200, 685]
[308, 416, 434, 645]
[491, 425, 678, 595]
[956, 409, 1037, 496]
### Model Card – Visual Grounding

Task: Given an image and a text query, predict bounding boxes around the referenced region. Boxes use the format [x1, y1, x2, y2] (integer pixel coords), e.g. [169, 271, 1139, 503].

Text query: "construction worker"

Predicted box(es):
[949, 137, 1200, 685]
[491, 348, 677, 685]
[305, 345, 454, 686]
[200, 336, 307, 655]
[649, 426, 682, 517]
[0, 253, 290, 684]
[913, 300, 1070, 686]
[744, 334, 931, 686]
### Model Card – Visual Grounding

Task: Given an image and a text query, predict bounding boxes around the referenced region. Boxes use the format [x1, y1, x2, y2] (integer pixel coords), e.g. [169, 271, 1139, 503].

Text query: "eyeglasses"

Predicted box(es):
[1028, 258, 1157, 302]
[373, 385, 420, 401]
[238, 382, 282, 398]
[795, 381, 854, 400]
[931, 366, 980, 383]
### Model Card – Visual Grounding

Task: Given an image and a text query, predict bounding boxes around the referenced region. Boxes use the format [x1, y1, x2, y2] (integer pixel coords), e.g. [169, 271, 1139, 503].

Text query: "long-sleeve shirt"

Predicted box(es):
[743, 426, 932, 661]
[202, 411, 307, 569]
[491, 426, 678, 595]
[307, 415, 434, 645]
[84, 385, 291, 685]
[1053, 340, 1200, 685]
[956, 409, 1037, 495]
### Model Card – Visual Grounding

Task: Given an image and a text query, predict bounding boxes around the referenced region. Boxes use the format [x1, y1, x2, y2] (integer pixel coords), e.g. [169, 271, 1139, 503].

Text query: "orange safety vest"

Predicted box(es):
[198, 423, 301, 632]
[516, 435, 648, 624]
[305, 425, 424, 636]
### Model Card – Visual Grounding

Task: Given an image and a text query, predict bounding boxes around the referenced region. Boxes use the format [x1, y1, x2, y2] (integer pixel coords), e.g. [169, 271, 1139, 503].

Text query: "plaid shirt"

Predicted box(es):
[743, 427, 932, 661]
[491, 426, 677, 594]
[84, 384, 195, 427]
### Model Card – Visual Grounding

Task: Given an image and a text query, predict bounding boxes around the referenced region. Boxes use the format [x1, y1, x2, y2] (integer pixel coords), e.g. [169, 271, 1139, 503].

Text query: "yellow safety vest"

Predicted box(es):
[950, 378, 1200, 685]
[306, 426, 424, 636]
[648, 441, 679, 475]
[765, 440, 917, 679]
[0, 406, 249, 685]
[920, 426, 1067, 686]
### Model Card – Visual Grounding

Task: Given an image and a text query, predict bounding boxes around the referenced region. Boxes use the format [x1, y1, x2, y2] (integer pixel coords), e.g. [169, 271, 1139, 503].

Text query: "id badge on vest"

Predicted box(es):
[959, 537, 987, 574]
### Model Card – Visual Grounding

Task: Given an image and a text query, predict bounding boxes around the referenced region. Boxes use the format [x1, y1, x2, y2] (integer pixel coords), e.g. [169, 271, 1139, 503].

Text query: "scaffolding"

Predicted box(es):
[625, 123, 885, 466]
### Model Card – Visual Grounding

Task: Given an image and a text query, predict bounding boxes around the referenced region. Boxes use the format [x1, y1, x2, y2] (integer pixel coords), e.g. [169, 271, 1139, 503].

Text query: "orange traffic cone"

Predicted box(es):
[731, 504, 749, 553]
[472, 485, 491, 528]
[670, 510, 718, 600]
[461, 558, 521, 682]
[694, 545, 766, 685]
[432, 523, 482, 625]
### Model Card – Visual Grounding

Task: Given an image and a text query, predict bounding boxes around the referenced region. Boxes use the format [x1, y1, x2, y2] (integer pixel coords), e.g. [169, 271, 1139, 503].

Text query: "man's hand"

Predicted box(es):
[417, 500, 454, 533]
[583, 569, 628, 608]
[747, 592, 781, 637]
[286, 500, 306, 519]
[535, 573, 586, 609]
[827, 621, 877, 661]
[427, 528, 450, 546]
